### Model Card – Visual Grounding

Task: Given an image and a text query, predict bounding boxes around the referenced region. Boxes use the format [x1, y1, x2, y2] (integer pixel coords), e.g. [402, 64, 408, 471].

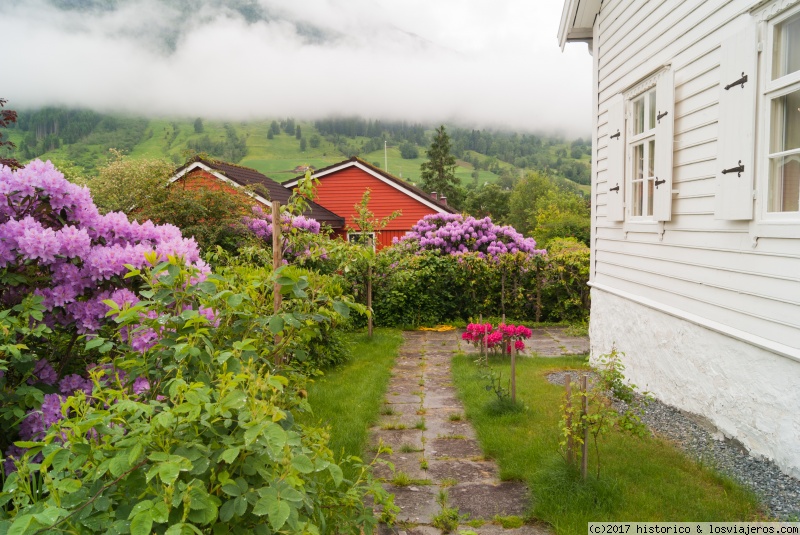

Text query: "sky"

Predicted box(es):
[2, 0, 593, 136]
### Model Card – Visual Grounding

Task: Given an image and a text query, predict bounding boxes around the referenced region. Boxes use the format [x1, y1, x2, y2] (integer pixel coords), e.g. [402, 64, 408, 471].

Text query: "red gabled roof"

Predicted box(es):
[283, 157, 458, 214]
[172, 157, 345, 228]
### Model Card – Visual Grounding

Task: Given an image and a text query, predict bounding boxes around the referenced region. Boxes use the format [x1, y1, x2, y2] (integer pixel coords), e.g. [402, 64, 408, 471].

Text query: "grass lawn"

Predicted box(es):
[451, 353, 764, 534]
[298, 328, 403, 477]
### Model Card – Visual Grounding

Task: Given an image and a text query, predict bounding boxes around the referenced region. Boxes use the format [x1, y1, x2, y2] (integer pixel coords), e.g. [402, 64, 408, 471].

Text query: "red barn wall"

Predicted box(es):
[313, 167, 442, 249]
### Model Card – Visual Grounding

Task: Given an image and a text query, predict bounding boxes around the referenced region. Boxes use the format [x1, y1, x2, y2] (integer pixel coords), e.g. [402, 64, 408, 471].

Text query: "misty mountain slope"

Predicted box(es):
[2, 109, 590, 192]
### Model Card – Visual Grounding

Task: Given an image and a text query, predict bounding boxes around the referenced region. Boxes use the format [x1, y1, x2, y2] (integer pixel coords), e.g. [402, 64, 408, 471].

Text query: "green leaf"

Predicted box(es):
[269, 500, 291, 531]
[128, 442, 144, 464]
[7, 514, 39, 535]
[221, 483, 241, 497]
[85, 337, 106, 350]
[290, 455, 314, 474]
[219, 499, 236, 522]
[130, 510, 153, 535]
[108, 454, 130, 477]
[197, 281, 217, 295]
[158, 462, 181, 485]
[275, 277, 295, 286]
[32, 507, 66, 526]
[268, 315, 284, 335]
[328, 463, 344, 487]
[151, 502, 169, 523]
[332, 301, 350, 318]
[226, 294, 243, 308]
[220, 447, 240, 464]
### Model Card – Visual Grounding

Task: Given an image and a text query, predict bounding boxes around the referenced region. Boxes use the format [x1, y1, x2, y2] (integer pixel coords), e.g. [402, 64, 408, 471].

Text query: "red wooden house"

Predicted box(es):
[283, 157, 457, 249]
[170, 157, 345, 230]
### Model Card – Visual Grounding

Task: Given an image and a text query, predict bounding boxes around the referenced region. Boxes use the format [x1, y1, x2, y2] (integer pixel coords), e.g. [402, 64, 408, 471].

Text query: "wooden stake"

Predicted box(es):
[367, 263, 373, 337]
[272, 201, 282, 365]
[479, 314, 484, 358]
[510, 340, 516, 403]
[565, 376, 574, 466]
[580, 374, 588, 480]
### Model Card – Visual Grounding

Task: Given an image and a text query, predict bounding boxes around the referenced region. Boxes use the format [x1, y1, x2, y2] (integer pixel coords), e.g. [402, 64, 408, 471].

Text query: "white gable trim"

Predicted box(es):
[558, 0, 601, 50]
[284, 161, 452, 214]
[170, 161, 272, 207]
[590, 282, 800, 363]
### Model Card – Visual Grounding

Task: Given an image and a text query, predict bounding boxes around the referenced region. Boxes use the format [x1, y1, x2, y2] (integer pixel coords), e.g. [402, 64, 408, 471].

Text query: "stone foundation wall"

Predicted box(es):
[590, 288, 800, 478]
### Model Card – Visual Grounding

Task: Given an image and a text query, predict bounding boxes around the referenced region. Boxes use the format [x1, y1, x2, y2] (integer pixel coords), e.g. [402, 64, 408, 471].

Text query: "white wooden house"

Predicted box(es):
[558, 0, 800, 477]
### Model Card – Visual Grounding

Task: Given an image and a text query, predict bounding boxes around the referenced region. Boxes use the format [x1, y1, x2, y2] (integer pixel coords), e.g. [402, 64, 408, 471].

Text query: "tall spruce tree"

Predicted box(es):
[420, 125, 460, 207]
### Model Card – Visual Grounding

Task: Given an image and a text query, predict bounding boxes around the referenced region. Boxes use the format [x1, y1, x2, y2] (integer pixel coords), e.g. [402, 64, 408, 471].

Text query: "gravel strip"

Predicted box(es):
[546, 371, 800, 520]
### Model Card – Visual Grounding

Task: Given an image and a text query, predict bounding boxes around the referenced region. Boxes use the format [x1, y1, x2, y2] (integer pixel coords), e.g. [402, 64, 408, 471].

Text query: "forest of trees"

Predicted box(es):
[313, 117, 590, 186]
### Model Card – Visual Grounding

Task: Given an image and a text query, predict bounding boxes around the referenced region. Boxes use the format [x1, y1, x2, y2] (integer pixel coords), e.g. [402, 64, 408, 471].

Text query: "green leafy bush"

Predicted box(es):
[0, 259, 392, 534]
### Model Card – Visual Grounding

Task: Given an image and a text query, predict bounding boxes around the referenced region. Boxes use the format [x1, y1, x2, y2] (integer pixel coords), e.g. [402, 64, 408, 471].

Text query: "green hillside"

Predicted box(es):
[2, 109, 590, 191]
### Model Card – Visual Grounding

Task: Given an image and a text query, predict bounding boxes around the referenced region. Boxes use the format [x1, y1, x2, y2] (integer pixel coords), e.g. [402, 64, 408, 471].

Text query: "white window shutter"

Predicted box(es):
[714, 25, 757, 220]
[653, 68, 675, 222]
[606, 94, 625, 222]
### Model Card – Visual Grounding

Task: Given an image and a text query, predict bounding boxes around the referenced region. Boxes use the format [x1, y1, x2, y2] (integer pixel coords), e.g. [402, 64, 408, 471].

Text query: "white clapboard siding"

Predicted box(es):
[714, 26, 758, 220]
[590, 0, 800, 351]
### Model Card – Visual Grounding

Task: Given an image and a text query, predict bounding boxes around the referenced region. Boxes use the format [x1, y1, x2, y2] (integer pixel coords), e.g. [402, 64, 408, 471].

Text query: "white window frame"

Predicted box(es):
[627, 89, 658, 220]
[756, 1, 800, 227]
[618, 66, 674, 232]
[347, 232, 376, 250]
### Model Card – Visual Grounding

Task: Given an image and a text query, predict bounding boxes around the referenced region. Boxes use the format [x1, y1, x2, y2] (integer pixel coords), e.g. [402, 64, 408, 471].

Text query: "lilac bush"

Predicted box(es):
[395, 213, 546, 258]
[0, 159, 209, 333]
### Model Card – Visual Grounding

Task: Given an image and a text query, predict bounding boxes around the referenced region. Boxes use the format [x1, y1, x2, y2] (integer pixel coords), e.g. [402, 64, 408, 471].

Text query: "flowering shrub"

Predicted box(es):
[0, 159, 209, 334]
[244, 205, 321, 239]
[0, 259, 389, 534]
[395, 213, 546, 258]
[244, 205, 323, 261]
[461, 322, 533, 354]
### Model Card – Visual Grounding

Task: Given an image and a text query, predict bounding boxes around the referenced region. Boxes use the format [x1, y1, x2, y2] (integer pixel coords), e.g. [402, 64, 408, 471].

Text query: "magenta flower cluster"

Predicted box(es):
[244, 205, 320, 241]
[462, 322, 533, 354]
[395, 213, 545, 258]
[0, 160, 209, 333]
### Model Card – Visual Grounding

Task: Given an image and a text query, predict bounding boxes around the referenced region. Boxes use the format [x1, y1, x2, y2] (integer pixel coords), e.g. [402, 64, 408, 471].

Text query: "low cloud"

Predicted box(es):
[2, 0, 592, 136]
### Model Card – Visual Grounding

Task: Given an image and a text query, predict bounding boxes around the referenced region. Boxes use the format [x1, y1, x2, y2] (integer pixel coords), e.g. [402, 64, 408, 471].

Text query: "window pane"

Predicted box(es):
[773, 12, 800, 80]
[632, 181, 643, 216]
[768, 156, 800, 212]
[648, 90, 656, 131]
[635, 143, 644, 180]
[770, 89, 800, 154]
[634, 97, 645, 135]
[648, 139, 655, 177]
[647, 178, 654, 216]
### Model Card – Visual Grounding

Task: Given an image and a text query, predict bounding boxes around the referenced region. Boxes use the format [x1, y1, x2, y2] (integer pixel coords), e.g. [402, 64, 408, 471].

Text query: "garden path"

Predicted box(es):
[373, 329, 585, 535]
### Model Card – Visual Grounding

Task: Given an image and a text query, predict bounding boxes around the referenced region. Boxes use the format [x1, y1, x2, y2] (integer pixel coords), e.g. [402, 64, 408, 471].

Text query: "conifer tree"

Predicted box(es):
[420, 125, 460, 206]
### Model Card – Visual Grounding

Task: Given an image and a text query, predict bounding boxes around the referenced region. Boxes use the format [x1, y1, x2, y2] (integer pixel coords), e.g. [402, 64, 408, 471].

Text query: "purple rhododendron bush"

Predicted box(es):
[370, 213, 589, 327]
[0, 161, 392, 534]
[395, 213, 546, 257]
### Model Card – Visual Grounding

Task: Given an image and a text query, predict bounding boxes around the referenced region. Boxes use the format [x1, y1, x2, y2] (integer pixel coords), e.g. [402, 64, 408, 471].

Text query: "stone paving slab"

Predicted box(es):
[373, 330, 556, 534]
[449, 482, 530, 518]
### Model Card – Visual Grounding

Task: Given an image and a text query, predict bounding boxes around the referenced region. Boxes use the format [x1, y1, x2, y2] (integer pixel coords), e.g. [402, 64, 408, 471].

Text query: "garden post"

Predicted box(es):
[272, 201, 282, 364]
[565, 376, 574, 465]
[367, 263, 373, 337]
[580, 374, 588, 480]
[510, 340, 516, 403]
